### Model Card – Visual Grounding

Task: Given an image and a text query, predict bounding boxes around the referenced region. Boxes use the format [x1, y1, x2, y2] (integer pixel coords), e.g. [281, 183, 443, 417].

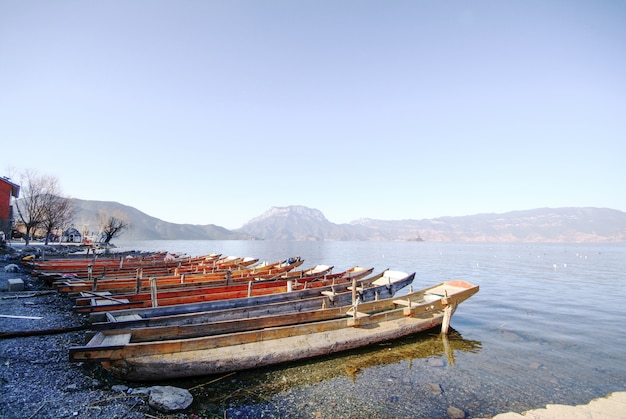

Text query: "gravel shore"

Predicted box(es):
[0, 245, 192, 419]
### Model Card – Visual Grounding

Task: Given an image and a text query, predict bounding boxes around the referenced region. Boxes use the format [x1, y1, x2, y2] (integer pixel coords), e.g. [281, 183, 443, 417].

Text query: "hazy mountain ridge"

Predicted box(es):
[71, 199, 250, 240]
[239, 206, 626, 242]
[69, 200, 626, 242]
[353, 207, 626, 243]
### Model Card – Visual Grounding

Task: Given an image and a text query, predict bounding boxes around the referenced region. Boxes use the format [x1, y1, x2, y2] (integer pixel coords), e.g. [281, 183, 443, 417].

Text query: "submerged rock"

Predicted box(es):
[447, 406, 466, 418]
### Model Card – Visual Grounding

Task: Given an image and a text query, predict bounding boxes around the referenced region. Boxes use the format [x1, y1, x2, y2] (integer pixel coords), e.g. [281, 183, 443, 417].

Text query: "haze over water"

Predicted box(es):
[112, 239, 626, 417]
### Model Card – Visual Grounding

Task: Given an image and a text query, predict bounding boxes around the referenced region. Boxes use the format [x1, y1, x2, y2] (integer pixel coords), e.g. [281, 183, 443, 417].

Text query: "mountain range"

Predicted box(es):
[69, 199, 626, 243]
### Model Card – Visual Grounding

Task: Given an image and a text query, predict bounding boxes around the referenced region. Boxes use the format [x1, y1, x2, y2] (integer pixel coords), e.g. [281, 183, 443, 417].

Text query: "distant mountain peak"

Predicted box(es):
[244, 206, 329, 226]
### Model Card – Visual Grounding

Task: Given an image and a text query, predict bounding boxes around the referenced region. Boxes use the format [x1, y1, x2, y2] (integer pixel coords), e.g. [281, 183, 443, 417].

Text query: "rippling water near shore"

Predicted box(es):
[112, 240, 626, 418]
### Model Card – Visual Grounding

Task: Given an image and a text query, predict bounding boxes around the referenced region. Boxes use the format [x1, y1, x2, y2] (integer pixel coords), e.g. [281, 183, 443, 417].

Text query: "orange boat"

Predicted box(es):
[55, 258, 304, 294]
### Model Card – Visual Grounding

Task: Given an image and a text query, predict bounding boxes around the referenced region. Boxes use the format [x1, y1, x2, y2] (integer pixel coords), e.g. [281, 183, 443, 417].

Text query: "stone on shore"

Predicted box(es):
[7, 278, 24, 291]
[148, 385, 193, 413]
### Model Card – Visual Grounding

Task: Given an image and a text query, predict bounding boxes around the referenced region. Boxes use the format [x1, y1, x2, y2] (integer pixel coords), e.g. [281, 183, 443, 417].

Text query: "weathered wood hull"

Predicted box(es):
[105, 314, 446, 381]
[88, 270, 411, 323]
[73, 267, 374, 313]
[71, 280, 478, 381]
[86, 270, 410, 334]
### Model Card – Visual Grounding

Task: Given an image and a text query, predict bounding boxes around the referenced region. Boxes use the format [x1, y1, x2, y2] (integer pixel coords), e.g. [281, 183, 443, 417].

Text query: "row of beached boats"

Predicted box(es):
[24, 251, 479, 382]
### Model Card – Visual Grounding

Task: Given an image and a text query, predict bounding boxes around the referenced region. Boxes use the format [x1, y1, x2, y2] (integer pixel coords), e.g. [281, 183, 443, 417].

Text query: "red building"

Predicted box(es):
[0, 176, 20, 242]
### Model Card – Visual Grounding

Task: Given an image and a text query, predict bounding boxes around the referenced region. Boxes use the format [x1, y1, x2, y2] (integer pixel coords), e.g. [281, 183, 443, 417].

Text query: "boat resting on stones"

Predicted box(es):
[88, 269, 413, 323]
[70, 279, 478, 381]
[87, 269, 412, 332]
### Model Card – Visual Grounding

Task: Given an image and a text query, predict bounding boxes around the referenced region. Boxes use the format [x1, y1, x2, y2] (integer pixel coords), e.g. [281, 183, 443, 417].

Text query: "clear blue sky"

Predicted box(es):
[2, 1, 625, 229]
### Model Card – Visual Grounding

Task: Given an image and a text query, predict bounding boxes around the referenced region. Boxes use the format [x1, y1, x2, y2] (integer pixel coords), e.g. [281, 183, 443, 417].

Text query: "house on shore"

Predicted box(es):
[62, 227, 82, 243]
[0, 177, 20, 242]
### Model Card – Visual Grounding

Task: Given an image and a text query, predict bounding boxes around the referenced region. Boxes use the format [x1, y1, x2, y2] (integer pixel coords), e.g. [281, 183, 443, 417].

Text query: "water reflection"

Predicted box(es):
[180, 329, 481, 408]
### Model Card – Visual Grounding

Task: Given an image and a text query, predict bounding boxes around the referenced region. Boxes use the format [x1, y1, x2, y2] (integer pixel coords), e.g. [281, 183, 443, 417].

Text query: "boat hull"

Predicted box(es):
[104, 313, 445, 381]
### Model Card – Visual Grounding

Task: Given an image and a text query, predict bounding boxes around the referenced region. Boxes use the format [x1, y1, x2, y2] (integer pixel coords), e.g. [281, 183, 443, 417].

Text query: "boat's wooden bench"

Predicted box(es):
[106, 312, 143, 322]
[91, 298, 130, 306]
[394, 293, 448, 317]
[346, 307, 370, 326]
[320, 288, 346, 302]
[87, 331, 131, 348]
[77, 290, 130, 307]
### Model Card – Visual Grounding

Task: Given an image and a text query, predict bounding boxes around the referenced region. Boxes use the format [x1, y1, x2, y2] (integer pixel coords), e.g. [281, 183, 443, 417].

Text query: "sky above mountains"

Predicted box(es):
[2, 1, 625, 229]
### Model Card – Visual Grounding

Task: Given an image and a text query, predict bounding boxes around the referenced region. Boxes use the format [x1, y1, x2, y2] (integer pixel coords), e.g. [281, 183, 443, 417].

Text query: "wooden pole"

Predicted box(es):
[351, 276, 357, 305]
[135, 270, 141, 294]
[441, 303, 456, 335]
[248, 281, 253, 297]
[89, 265, 96, 291]
[150, 277, 158, 307]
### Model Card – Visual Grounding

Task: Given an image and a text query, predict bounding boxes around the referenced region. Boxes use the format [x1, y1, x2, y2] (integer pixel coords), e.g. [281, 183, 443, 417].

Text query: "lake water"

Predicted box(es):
[113, 240, 626, 418]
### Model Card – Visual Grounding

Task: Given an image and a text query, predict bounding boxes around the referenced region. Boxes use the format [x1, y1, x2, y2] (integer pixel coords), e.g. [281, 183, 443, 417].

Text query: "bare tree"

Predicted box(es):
[97, 210, 131, 244]
[40, 193, 75, 245]
[14, 170, 60, 245]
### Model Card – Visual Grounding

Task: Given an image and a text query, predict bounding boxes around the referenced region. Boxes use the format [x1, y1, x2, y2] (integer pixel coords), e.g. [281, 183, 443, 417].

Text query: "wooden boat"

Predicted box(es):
[31, 253, 227, 284]
[54, 258, 304, 294]
[24, 251, 176, 269]
[31, 254, 265, 284]
[88, 269, 414, 323]
[27, 252, 219, 274]
[87, 269, 409, 332]
[69, 280, 478, 381]
[73, 266, 374, 313]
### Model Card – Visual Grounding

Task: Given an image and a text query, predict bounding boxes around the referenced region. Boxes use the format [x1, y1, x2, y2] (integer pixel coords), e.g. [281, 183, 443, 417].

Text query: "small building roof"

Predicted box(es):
[0, 177, 20, 198]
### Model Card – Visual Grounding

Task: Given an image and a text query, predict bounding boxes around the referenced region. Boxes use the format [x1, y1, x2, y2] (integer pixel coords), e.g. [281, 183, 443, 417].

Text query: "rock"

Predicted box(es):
[111, 384, 129, 392]
[148, 385, 193, 413]
[7, 278, 24, 291]
[447, 406, 466, 418]
[427, 383, 443, 395]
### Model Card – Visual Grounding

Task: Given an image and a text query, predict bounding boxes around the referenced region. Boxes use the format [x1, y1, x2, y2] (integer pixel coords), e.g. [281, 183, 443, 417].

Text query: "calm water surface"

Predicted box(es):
[113, 240, 626, 418]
